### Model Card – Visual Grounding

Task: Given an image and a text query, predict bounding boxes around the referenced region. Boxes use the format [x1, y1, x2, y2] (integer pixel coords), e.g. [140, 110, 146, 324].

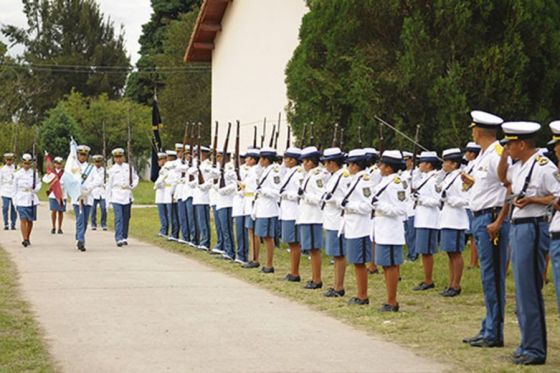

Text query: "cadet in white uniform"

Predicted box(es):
[241, 148, 262, 268]
[412, 151, 441, 291]
[153, 152, 169, 237]
[215, 149, 237, 260]
[43, 156, 66, 234]
[190, 146, 213, 250]
[339, 149, 373, 305]
[549, 121, 560, 317]
[320, 148, 349, 297]
[464, 142, 481, 268]
[13, 154, 41, 247]
[364, 148, 382, 275]
[279, 147, 304, 281]
[73, 145, 95, 252]
[0, 153, 17, 230]
[298, 146, 329, 289]
[176, 144, 193, 245]
[253, 147, 282, 273]
[232, 158, 249, 264]
[90, 155, 107, 231]
[499, 122, 556, 365]
[372, 150, 407, 312]
[401, 151, 419, 261]
[439, 148, 469, 297]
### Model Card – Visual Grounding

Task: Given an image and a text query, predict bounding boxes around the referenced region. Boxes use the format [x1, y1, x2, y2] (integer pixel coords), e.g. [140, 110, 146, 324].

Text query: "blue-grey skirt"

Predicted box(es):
[325, 229, 345, 257]
[49, 198, 66, 212]
[415, 228, 439, 255]
[345, 236, 372, 264]
[245, 215, 255, 230]
[440, 228, 465, 253]
[375, 244, 404, 267]
[281, 220, 299, 244]
[299, 223, 323, 252]
[255, 217, 278, 238]
[17, 205, 37, 221]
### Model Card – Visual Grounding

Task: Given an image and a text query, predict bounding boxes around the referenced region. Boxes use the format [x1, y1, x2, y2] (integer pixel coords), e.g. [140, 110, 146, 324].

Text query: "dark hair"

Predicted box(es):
[247, 155, 260, 163]
[262, 155, 276, 164]
[352, 159, 369, 170]
[326, 158, 344, 168]
[523, 138, 537, 149]
[305, 156, 320, 166]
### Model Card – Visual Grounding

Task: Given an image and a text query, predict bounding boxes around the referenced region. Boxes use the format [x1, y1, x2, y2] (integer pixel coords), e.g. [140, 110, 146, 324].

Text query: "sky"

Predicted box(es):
[0, 0, 153, 64]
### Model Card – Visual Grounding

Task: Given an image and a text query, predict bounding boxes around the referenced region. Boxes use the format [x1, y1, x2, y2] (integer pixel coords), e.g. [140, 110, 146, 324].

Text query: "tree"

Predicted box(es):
[286, 0, 560, 151]
[39, 107, 82, 159]
[2, 0, 130, 124]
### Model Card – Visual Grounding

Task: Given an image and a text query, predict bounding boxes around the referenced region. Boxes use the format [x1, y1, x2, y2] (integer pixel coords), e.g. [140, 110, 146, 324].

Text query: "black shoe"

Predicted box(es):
[379, 303, 399, 312]
[102, 227, 108, 231]
[348, 297, 369, 305]
[284, 274, 301, 282]
[123, 240, 128, 246]
[462, 334, 484, 344]
[323, 288, 345, 297]
[77, 242, 86, 252]
[242, 261, 260, 269]
[91, 226, 97, 231]
[11, 226, 16, 230]
[261, 266, 274, 274]
[57, 229, 63, 234]
[469, 338, 504, 348]
[303, 280, 323, 290]
[443, 288, 461, 297]
[51, 228, 56, 234]
[413, 282, 435, 291]
[117, 242, 123, 247]
[511, 355, 545, 366]
[440, 287, 450, 296]
[368, 268, 379, 275]
[4, 226, 8, 230]
[22, 240, 29, 247]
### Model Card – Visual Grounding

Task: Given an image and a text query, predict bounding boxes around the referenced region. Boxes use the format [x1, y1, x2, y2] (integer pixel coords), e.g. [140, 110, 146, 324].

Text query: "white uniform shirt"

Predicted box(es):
[414, 170, 440, 229]
[190, 159, 215, 205]
[91, 166, 106, 200]
[154, 166, 173, 204]
[13, 168, 41, 207]
[507, 153, 559, 220]
[232, 165, 248, 217]
[254, 163, 282, 218]
[401, 168, 421, 218]
[372, 174, 407, 245]
[73, 161, 95, 206]
[469, 141, 508, 211]
[439, 169, 469, 230]
[338, 170, 373, 239]
[278, 166, 304, 221]
[215, 162, 237, 210]
[106, 163, 139, 204]
[297, 166, 329, 225]
[0, 164, 16, 198]
[322, 168, 350, 231]
[243, 165, 263, 216]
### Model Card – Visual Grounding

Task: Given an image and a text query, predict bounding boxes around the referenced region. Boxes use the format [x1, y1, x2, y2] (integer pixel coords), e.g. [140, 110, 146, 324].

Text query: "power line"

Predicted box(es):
[0, 62, 211, 75]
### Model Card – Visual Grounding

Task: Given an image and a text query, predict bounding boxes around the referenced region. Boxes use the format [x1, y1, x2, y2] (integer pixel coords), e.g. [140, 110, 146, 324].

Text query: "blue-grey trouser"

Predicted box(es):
[235, 215, 248, 262]
[217, 207, 234, 258]
[195, 204, 211, 248]
[405, 216, 417, 260]
[550, 234, 560, 313]
[91, 198, 107, 228]
[511, 218, 548, 361]
[113, 203, 132, 243]
[166, 202, 179, 239]
[2, 196, 16, 228]
[73, 204, 91, 243]
[186, 198, 197, 244]
[157, 203, 169, 236]
[213, 205, 223, 251]
[177, 199, 191, 242]
[472, 209, 509, 343]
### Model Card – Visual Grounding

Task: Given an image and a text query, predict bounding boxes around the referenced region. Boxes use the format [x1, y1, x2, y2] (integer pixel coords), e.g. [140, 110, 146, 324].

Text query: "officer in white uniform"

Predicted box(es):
[548, 121, 560, 319]
[253, 147, 282, 273]
[215, 148, 237, 260]
[372, 150, 408, 312]
[439, 148, 469, 297]
[279, 147, 304, 281]
[90, 154, 107, 231]
[240, 147, 262, 268]
[232, 159, 250, 264]
[153, 152, 169, 237]
[461, 110, 510, 348]
[73, 145, 95, 252]
[106, 148, 139, 247]
[401, 151, 419, 261]
[499, 122, 556, 365]
[1, 153, 17, 230]
[298, 146, 329, 289]
[320, 147, 350, 297]
[464, 142, 481, 268]
[176, 144, 192, 244]
[189, 145, 213, 250]
[412, 151, 441, 291]
[13, 153, 41, 247]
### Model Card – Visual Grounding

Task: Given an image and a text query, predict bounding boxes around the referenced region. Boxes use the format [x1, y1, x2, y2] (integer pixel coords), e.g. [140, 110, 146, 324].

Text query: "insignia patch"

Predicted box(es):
[316, 179, 324, 188]
[435, 185, 442, 193]
[554, 171, 560, 182]
[397, 191, 406, 201]
[274, 176, 281, 184]
[363, 174, 370, 181]
[393, 176, 401, 184]
[537, 156, 549, 166]
[363, 187, 371, 197]
[402, 180, 408, 189]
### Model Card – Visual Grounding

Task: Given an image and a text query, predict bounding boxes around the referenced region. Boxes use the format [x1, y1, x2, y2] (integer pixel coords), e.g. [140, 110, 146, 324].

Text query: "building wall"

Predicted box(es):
[211, 0, 308, 153]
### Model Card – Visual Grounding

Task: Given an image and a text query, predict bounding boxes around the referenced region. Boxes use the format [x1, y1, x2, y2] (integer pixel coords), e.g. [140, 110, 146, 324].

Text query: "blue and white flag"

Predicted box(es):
[61, 138, 82, 203]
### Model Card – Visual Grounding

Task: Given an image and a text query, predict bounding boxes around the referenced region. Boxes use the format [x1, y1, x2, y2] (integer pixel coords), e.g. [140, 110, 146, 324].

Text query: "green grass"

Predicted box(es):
[39, 179, 154, 205]
[117, 207, 560, 372]
[0, 247, 55, 372]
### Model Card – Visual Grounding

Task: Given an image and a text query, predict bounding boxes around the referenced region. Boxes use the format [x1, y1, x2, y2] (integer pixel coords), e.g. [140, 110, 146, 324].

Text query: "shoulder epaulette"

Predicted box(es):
[342, 170, 350, 177]
[537, 155, 549, 166]
[495, 143, 503, 156]
[362, 174, 370, 181]
[393, 176, 401, 184]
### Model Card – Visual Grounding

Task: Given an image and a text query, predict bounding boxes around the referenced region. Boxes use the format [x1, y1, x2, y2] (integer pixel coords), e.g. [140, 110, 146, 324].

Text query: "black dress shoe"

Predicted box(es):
[412, 282, 435, 291]
[117, 242, 123, 247]
[511, 354, 545, 365]
[303, 280, 323, 289]
[379, 303, 399, 312]
[469, 338, 504, 348]
[261, 266, 274, 274]
[22, 240, 29, 247]
[51, 228, 56, 234]
[77, 242, 86, 252]
[368, 268, 379, 275]
[348, 297, 369, 305]
[284, 274, 301, 282]
[4, 226, 9, 230]
[443, 288, 461, 297]
[462, 334, 484, 344]
[11, 226, 16, 230]
[242, 261, 260, 269]
[323, 288, 345, 297]
[57, 229, 63, 234]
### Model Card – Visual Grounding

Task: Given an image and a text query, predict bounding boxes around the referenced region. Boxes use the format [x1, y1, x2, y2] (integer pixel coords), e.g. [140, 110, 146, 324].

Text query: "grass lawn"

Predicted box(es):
[110, 207, 560, 372]
[0, 247, 55, 372]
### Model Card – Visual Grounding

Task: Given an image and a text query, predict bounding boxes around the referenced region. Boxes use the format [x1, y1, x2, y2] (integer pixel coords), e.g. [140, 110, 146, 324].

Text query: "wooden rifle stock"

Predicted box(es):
[197, 122, 204, 185]
[235, 120, 241, 181]
[219, 122, 232, 188]
[286, 125, 291, 150]
[269, 124, 276, 148]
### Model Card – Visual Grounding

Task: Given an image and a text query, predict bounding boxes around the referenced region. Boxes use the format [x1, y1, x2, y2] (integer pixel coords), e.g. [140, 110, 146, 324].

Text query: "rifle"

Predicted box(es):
[332, 123, 339, 148]
[219, 122, 232, 188]
[212, 121, 219, 169]
[286, 125, 291, 149]
[102, 120, 107, 183]
[235, 120, 241, 181]
[197, 122, 204, 185]
[181, 121, 189, 177]
[252, 126, 257, 149]
[269, 124, 276, 148]
[274, 112, 281, 149]
[379, 122, 385, 154]
[309, 122, 315, 146]
[340, 128, 345, 151]
[261, 117, 266, 148]
[410, 124, 421, 192]
[188, 122, 196, 182]
[127, 106, 133, 186]
[374, 116, 429, 152]
[358, 125, 363, 148]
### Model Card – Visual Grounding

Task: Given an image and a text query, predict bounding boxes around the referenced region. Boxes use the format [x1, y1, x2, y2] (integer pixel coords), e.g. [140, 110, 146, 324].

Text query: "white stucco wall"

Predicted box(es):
[211, 0, 308, 153]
